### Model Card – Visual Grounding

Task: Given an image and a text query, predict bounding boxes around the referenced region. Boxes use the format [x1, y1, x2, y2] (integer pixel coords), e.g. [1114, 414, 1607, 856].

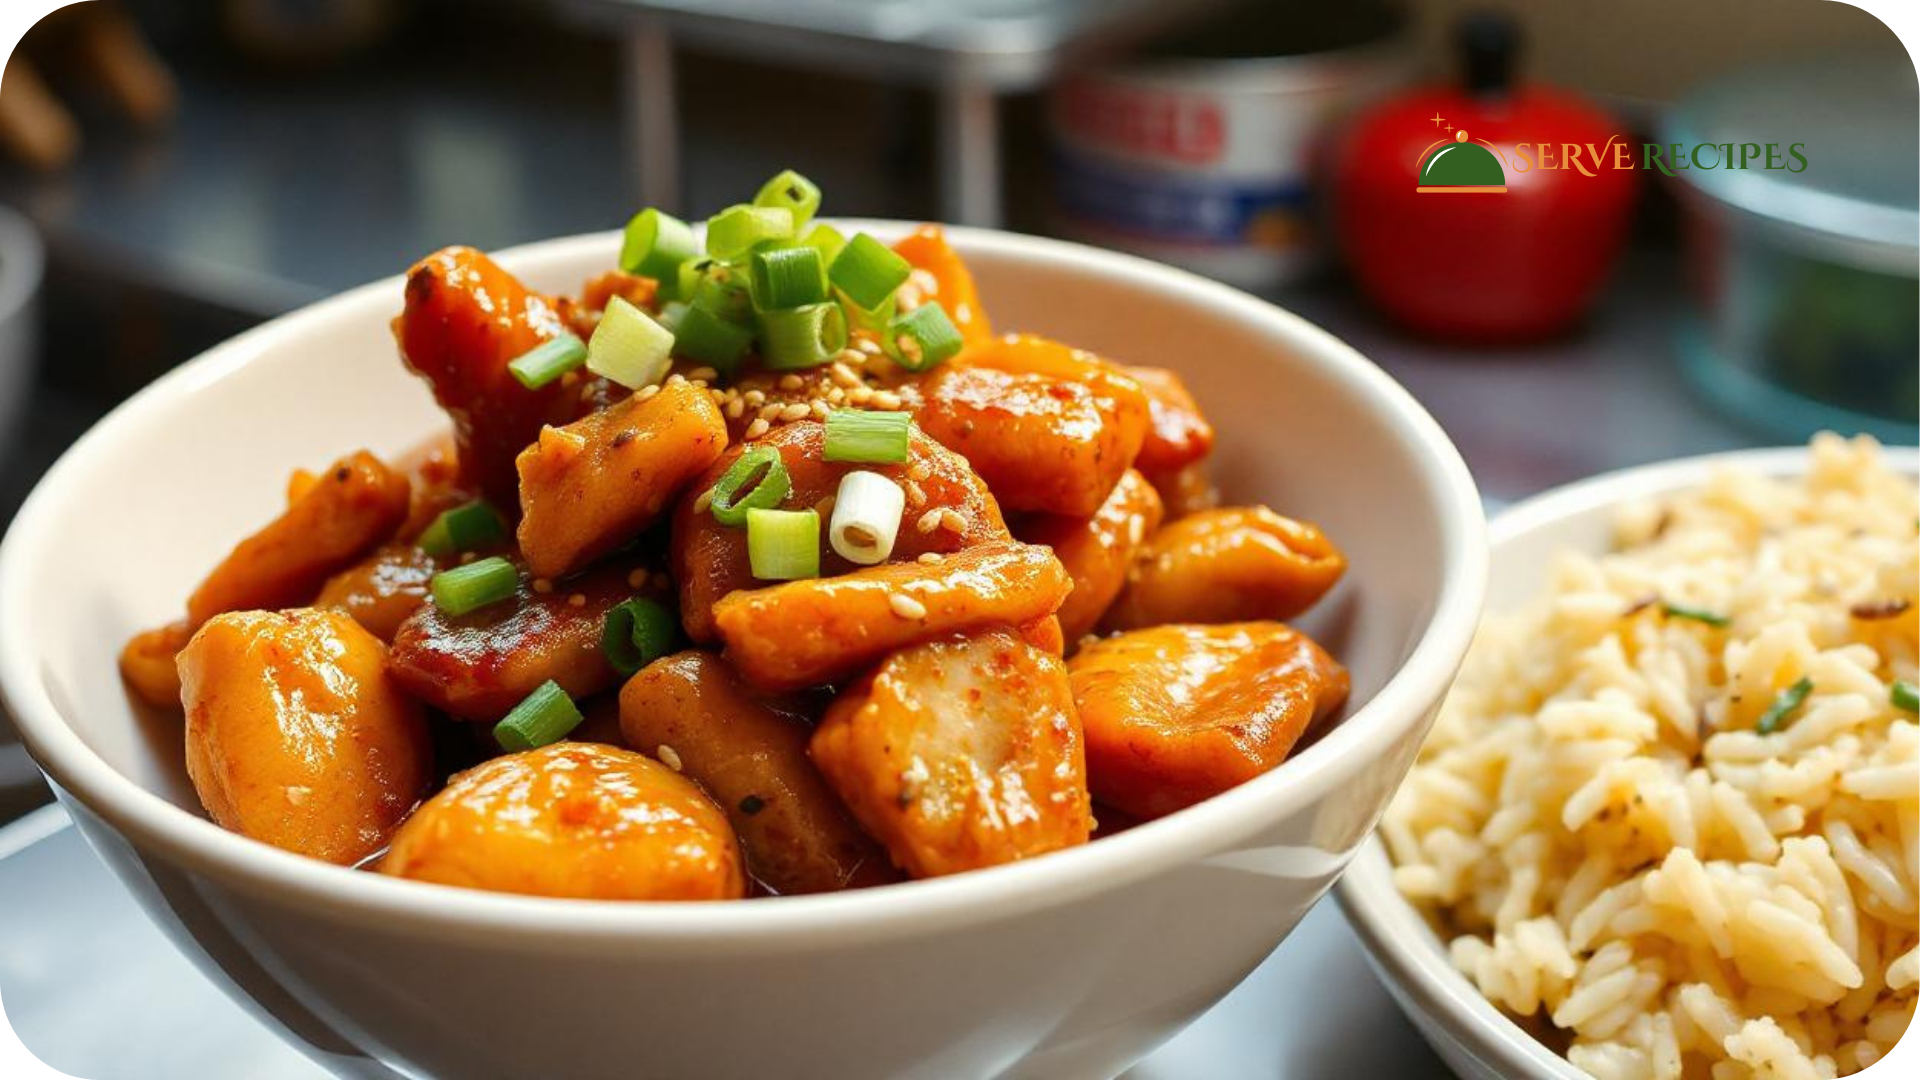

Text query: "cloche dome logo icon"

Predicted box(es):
[1416, 130, 1507, 194]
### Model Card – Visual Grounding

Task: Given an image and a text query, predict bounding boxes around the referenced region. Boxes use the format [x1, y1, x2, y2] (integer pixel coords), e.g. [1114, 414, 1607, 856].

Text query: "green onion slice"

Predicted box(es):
[619, 208, 698, 286]
[752, 169, 822, 229]
[691, 263, 754, 326]
[828, 470, 905, 565]
[824, 409, 911, 464]
[430, 556, 519, 617]
[800, 222, 847, 263]
[658, 300, 690, 331]
[1661, 602, 1730, 628]
[886, 301, 963, 371]
[828, 232, 911, 311]
[601, 597, 677, 678]
[706, 204, 794, 260]
[507, 334, 588, 390]
[707, 446, 792, 526]
[750, 245, 828, 310]
[1755, 676, 1814, 734]
[587, 296, 675, 390]
[493, 680, 585, 752]
[1892, 680, 1919, 714]
[747, 508, 820, 580]
[673, 302, 755, 372]
[759, 302, 847, 370]
[418, 500, 506, 558]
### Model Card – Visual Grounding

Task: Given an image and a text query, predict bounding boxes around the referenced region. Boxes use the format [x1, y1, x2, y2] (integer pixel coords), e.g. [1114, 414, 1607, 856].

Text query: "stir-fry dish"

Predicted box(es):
[119, 172, 1353, 900]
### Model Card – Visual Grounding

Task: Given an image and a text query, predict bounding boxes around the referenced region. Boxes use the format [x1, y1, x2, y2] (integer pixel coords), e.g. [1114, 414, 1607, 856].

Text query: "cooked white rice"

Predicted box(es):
[1384, 435, 1919, 1079]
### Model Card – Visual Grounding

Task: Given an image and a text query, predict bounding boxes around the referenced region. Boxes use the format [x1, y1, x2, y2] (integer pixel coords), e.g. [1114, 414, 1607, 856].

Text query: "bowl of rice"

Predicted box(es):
[1339, 434, 1919, 1080]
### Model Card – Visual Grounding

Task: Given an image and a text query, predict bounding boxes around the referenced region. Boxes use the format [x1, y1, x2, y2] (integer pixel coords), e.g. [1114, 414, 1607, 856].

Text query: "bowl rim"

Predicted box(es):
[1336, 443, 1920, 1080]
[0, 221, 1486, 948]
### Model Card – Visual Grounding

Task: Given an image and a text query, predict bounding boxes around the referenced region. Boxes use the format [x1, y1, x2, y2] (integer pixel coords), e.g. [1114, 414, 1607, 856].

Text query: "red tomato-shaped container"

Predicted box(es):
[1327, 16, 1636, 341]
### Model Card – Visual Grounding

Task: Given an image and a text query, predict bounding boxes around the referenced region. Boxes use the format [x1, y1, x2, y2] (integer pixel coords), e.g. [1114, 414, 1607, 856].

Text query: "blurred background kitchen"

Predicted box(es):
[0, 0, 1914, 811]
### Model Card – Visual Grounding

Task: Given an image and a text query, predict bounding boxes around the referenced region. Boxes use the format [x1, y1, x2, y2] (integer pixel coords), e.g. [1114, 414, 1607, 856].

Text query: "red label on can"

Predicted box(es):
[1057, 79, 1226, 166]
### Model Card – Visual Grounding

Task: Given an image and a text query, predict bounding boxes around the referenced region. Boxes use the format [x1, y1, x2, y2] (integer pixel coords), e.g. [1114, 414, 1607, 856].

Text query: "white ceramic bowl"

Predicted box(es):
[0, 224, 1484, 1080]
[1337, 446, 1920, 1080]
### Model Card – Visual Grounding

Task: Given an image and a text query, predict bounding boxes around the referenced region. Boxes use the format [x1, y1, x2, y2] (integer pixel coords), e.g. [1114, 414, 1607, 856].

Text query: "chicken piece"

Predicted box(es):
[1142, 461, 1220, 520]
[1019, 614, 1066, 655]
[576, 269, 659, 320]
[1105, 506, 1345, 630]
[1069, 623, 1348, 819]
[893, 225, 993, 347]
[119, 620, 190, 709]
[672, 419, 1007, 643]
[1124, 366, 1215, 475]
[620, 651, 896, 894]
[1016, 469, 1164, 644]
[389, 561, 663, 721]
[915, 334, 1149, 516]
[185, 451, 410, 629]
[393, 431, 477, 542]
[713, 539, 1071, 692]
[382, 742, 744, 901]
[394, 245, 594, 507]
[179, 609, 433, 864]
[516, 377, 728, 580]
[315, 543, 444, 643]
[811, 628, 1093, 878]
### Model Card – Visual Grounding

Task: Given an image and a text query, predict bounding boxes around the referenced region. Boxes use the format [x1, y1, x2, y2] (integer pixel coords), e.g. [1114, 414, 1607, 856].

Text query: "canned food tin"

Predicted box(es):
[1050, 10, 1404, 291]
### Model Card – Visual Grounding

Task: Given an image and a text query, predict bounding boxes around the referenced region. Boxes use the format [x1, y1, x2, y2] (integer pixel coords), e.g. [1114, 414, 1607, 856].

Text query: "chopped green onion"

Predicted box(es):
[418, 500, 506, 557]
[1755, 676, 1814, 734]
[601, 597, 677, 678]
[828, 233, 911, 311]
[430, 556, 518, 616]
[673, 302, 755, 371]
[1893, 680, 1919, 713]
[677, 257, 714, 304]
[829, 470, 905, 565]
[835, 290, 895, 334]
[750, 245, 827, 309]
[824, 409, 911, 464]
[886, 301, 963, 371]
[619, 209, 699, 286]
[707, 446, 792, 526]
[586, 296, 675, 390]
[706, 204, 793, 260]
[747, 508, 820, 580]
[1661, 602, 1730, 628]
[507, 334, 588, 389]
[752, 169, 822, 229]
[658, 300, 690, 331]
[493, 680, 584, 752]
[691, 263, 754, 326]
[758, 302, 847, 369]
[800, 222, 846, 262]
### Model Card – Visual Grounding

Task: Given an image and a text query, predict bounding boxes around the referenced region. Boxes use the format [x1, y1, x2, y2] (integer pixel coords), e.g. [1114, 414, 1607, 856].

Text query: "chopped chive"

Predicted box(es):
[430, 556, 518, 616]
[691, 263, 754, 326]
[601, 597, 677, 678]
[706, 204, 794, 260]
[506, 334, 588, 390]
[746, 508, 820, 580]
[886, 301, 963, 371]
[1893, 680, 1919, 713]
[1755, 677, 1814, 734]
[752, 170, 822, 229]
[758, 301, 847, 370]
[800, 222, 846, 263]
[672, 302, 755, 372]
[828, 233, 911, 311]
[618, 208, 698, 286]
[493, 680, 584, 752]
[418, 500, 506, 557]
[835, 290, 896, 334]
[707, 446, 792, 526]
[657, 300, 690, 331]
[750, 245, 828, 309]
[1661, 602, 1730, 628]
[824, 409, 911, 464]
[587, 296, 675, 390]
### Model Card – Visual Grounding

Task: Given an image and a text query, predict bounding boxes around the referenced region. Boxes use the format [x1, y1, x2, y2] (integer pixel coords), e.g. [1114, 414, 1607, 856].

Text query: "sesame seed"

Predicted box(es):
[567, 593, 587, 608]
[870, 390, 903, 411]
[779, 402, 811, 422]
[889, 594, 928, 620]
[743, 389, 767, 407]
[688, 366, 719, 383]
[916, 509, 943, 534]
[854, 338, 884, 356]
[726, 398, 745, 418]
[757, 402, 784, 422]
[908, 268, 938, 294]
[707, 387, 725, 402]
[907, 461, 930, 481]
[1128, 517, 1145, 546]
[777, 374, 805, 391]
[636, 383, 662, 402]
[905, 481, 927, 505]
[850, 386, 875, 405]
[560, 370, 580, 388]
[627, 569, 649, 589]
[815, 495, 836, 517]
[580, 384, 597, 402]
[917, 552, 944, 565]
[532, 578, 554, 594]
[939, 509, 966, 533]
[667, 373, 686, 387]
[657, 744, 683, 771]
[895, 284, 924, 311]
[810, 400, 831, 421]
[744, 418, 771, 440]
[830, 362, 861, 387]
[826, 386, 847, 405]
[693, 489, 714, 514]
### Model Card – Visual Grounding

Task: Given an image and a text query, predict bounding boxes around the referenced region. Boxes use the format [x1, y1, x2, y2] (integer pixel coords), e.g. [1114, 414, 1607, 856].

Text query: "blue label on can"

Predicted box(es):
[1051, 147, 1311, 247]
